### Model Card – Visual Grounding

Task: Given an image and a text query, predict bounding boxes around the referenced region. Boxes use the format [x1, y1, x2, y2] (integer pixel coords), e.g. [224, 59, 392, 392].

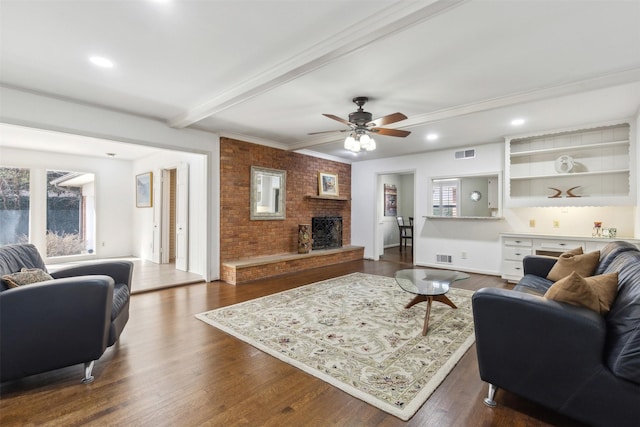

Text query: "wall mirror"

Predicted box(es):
[429, 173, 502, 219]
[250, 166, 286, 220]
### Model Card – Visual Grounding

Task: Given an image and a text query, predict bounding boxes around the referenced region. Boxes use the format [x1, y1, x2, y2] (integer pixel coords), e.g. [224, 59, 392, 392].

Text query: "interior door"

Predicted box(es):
[175, 162, 189, 271]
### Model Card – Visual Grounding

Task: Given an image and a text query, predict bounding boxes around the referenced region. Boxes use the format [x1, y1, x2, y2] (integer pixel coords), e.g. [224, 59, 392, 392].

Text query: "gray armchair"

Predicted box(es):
[0, 244, 133, 383]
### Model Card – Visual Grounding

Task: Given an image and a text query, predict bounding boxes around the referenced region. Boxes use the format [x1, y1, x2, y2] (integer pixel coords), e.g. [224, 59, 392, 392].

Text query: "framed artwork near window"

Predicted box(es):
[318, 172, 339, 197]
[136, 172, 153, 208]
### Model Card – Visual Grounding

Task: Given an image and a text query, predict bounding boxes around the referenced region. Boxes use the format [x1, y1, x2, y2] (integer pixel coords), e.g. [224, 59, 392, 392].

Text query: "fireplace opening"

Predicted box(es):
[312, 216, 342, 250]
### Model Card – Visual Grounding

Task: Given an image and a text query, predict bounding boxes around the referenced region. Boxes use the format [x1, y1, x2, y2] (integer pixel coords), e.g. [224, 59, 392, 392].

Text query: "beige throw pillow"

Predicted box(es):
[544, 271, 619, 314]
[2, 268, 53, 288]
[546, 250, 600, 282]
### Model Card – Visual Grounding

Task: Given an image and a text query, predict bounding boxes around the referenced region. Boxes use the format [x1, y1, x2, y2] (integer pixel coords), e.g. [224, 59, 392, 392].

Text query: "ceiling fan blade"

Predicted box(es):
[368, 112, 407, 127]
[308, 129, 349, 135]
[371, 127, 411, 137]
[322, 113, 352, 126]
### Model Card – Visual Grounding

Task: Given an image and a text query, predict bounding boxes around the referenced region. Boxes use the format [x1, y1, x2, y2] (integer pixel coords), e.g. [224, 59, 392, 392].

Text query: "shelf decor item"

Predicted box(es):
[554, 155, 575, 173]
[593, 221, 602, 237]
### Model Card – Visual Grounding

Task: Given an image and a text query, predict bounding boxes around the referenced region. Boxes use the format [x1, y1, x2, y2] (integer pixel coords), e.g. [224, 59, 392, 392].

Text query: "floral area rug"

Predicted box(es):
[195, 272, 475, 420]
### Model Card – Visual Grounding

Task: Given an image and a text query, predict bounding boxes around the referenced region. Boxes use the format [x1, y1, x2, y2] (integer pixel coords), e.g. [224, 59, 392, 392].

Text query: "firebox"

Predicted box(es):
[312, 216, 342, 250]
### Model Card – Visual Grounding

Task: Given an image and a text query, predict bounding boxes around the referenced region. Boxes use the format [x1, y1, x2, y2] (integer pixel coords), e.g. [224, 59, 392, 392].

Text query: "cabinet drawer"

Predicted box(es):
[503, 246, 532, 261]
[502, 260, 525, 277]
[503, 238, 533, 247]
[536, 240, 583, 251]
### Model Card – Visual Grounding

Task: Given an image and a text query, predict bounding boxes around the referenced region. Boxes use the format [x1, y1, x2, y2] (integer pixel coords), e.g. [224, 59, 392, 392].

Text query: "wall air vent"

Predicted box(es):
[454, 149, 476, 159]
[436, 254, 453, 264]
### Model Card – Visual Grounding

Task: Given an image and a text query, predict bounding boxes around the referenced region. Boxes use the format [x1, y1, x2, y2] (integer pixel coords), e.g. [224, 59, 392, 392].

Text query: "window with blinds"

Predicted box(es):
[432, 179, 459, 216]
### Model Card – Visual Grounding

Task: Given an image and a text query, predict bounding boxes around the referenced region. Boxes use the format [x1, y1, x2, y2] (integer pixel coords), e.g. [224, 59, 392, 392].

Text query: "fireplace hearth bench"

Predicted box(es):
[221, 245, 364, 285]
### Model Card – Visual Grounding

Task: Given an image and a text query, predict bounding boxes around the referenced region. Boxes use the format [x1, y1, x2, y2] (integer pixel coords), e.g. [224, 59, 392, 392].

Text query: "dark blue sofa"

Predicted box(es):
[472, 241, 640, 427]
[0, 244, 132, 383]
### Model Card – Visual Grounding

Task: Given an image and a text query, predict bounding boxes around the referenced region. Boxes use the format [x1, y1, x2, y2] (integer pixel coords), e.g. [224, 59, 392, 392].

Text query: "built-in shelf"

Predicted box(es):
[304, 195, 350, 201]
[510, 139, 629, 157]
[505, 121, 634, 207]
[510, 169, 630, 180]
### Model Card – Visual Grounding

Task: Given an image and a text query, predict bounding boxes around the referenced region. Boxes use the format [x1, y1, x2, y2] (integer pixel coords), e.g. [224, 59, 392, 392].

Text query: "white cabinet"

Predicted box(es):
[500, 233, 640, 282]
[505, 121, 634, 207]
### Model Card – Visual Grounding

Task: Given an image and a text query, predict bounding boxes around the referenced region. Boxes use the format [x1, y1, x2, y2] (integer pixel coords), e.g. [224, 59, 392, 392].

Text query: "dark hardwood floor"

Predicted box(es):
[0, 247, 585, 426]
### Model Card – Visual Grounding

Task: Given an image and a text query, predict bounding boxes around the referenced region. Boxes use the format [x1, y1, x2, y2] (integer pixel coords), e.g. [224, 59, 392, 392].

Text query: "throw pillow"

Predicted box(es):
[2, 267, 53, 288]
[546, 250, 600, 282]
[545, 271, 619, 314]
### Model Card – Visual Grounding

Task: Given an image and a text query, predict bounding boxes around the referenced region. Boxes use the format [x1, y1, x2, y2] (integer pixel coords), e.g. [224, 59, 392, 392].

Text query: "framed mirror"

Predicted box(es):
[429, 173, 502, 219]
[250, 166, 286, 220]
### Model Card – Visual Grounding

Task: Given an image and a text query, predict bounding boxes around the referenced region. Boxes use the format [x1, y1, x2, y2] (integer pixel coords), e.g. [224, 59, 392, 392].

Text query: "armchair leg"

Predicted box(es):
[483, 383, 498, 407]
[81, 361, 95, 384]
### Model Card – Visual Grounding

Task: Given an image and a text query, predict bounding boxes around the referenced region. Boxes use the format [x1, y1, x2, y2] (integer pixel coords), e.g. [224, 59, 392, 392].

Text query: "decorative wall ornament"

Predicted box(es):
[136, 172, 153, 208]
[384, 184, 397, 216]
[318, 172, 339, 197]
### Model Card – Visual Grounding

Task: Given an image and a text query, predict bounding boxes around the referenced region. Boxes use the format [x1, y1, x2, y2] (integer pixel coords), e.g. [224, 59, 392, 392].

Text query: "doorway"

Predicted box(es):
[156, 162, 189, 271]
[375, 171, 415, 262]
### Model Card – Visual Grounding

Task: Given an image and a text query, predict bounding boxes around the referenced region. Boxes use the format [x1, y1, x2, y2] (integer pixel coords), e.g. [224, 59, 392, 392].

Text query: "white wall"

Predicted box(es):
[353, 140, 638, 276]
[0, 147, 133, 261]
[1, 87, 221, 280]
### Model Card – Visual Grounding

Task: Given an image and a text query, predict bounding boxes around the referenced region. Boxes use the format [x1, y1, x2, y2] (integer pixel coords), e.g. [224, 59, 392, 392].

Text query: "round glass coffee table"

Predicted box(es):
[395, 269, 470, 335]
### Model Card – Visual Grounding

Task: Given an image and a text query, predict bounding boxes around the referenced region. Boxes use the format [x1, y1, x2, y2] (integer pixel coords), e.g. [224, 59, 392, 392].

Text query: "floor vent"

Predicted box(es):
[436, 254, 453, 264]
[454, 148, 476, 159]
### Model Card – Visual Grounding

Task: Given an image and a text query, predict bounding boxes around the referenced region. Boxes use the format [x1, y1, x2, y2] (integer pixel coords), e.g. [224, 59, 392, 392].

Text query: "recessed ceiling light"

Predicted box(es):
[89, 56, 114, 68]
[426, 133, 439, 141]
[511, 118, 525, 126]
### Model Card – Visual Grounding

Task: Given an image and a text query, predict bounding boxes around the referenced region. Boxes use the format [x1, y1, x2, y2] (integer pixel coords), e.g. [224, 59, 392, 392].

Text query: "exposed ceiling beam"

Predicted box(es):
[168, 0, 469, 129]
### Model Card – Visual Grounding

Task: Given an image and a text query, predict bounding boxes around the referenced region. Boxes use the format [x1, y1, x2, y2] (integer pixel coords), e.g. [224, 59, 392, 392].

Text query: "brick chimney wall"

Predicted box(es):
[220, 137, 351, 263]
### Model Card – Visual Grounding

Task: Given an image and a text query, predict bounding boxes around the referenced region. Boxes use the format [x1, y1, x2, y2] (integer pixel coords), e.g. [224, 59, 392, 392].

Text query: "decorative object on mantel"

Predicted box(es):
[318, 171, 339, 197]
[554, 155, 575, 173]
[195, 273, 476, 421]
[548, 186, 582, 198]
[592, 221, 602, 237]
[297, 224, 311, 254]
[602, 227, 617, 238]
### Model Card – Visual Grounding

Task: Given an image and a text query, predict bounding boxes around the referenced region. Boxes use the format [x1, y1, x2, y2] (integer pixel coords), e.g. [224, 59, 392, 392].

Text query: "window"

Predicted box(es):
[46, 170, 95, 257]
[0, 167, 30, 245]
[432, 179, 459, 217]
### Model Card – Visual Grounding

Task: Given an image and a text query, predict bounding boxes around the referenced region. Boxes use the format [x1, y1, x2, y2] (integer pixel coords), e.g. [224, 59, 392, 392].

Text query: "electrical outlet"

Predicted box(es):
[529, 219, 536, 228]
[553, 220, 560, 228]
[461, 251, 468, 259]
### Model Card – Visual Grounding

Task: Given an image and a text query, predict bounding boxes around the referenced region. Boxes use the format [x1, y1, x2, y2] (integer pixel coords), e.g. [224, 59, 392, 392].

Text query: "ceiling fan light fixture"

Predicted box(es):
[344, 134, 360, 152]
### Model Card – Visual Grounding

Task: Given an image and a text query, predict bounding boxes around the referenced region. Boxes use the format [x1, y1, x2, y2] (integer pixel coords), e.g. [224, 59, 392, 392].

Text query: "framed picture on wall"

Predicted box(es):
[136, 172, 153, 208]
[318, 172, 339, 197]
[384, 184, 397, 216]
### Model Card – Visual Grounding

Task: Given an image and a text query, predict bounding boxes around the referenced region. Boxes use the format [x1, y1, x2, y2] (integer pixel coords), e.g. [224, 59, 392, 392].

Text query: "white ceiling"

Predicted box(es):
[1, 0, 639, 162]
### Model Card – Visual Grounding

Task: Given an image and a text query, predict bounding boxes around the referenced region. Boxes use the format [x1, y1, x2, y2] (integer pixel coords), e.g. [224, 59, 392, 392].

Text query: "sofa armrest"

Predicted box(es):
[51, 260, 133, 290]
[472, 287, 606, 409]
[522, 255, 557, 277]
[0, 276, 114, 382]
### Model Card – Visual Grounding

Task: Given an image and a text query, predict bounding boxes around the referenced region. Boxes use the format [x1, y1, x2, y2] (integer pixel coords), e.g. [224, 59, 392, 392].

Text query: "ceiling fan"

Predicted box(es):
[309, 96, 411, 152]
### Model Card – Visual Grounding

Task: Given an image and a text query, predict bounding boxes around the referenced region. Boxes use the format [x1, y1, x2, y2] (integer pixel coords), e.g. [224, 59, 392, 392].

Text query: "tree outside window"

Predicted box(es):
[0, 167, 30, 245]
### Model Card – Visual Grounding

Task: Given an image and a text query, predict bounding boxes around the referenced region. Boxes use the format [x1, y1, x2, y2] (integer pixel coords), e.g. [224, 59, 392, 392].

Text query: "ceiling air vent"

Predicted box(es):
[454, 148, 476, 159]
